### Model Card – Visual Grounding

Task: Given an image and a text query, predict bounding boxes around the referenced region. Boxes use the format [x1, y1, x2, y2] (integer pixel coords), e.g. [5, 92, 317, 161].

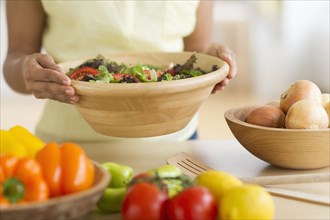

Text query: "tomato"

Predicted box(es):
[68, 67, 99, 80]
[142, 69, 163, 79]
[121, 182, 167, 220]
[169, 68, 175, 75]
[165, 186, 217, 220]
[112, 73, 140, 83]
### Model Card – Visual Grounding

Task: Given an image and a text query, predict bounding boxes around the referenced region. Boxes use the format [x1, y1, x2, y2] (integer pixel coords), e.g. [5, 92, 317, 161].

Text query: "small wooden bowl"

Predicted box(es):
[61, 52, 229, 138]
[0, 162, 110, 220]
[224, 106, 330, 169]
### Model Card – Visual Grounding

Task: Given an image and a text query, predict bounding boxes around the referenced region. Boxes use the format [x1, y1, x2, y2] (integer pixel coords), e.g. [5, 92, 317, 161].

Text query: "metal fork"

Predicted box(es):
[166, 152, 330, 206]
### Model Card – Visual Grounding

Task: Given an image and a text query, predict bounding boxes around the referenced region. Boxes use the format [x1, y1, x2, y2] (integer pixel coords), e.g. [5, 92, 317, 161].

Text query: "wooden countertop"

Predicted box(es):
[78, 140, 330, 220]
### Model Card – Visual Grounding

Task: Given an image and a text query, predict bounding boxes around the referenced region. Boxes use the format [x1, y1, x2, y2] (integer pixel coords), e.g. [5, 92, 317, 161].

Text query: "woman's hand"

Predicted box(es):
[22, 53, 79, 104]
[206, 43, 238, 93]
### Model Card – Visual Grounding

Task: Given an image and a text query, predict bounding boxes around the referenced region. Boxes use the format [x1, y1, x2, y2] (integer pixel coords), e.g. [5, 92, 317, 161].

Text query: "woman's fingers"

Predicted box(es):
[211, 78, 229, 94]
[214, 45, 237, 80]
[35, 54, 64, 72]
[34, 68, 71, 85]
[32, 81, 79, 104]
[23, 53, 78, 103]
[206, 43, 238, 93]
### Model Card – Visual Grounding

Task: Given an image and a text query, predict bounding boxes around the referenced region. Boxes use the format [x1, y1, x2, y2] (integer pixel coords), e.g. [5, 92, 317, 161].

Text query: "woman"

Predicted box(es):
[4, 0, 237, 142]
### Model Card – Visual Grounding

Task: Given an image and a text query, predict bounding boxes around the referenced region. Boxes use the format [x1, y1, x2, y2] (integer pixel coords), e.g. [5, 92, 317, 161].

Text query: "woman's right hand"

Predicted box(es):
[22, 53, 79, 104]
[4, 1, 77, 104]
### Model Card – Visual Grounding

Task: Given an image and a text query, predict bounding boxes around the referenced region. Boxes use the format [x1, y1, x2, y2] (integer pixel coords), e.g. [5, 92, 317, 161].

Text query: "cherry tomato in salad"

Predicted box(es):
[121, 182, 168, 220]
[68, 67, 99, 80]
[112, 73, 140, 83]
[142, 69, 163, 80]
[165, 186, 217, 220]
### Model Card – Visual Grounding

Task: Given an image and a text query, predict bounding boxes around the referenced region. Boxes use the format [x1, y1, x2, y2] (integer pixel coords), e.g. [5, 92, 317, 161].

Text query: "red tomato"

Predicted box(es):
[143, 69, 163, 79]
[112, 73, 140, 82]
[166, 186, 217, 220]
[69, 67, 99, 80]
[121, 182, 167, 220]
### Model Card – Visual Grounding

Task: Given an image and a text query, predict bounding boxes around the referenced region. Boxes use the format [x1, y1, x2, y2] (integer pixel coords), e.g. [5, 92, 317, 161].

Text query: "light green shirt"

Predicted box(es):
[37, 0, 200, 142]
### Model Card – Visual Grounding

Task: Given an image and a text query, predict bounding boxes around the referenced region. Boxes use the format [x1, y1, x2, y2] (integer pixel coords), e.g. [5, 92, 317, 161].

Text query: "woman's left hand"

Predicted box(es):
[206, 43, 238, 93]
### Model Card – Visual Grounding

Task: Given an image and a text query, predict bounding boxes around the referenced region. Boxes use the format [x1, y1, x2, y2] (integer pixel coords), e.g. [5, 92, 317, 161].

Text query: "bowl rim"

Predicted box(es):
[61, 51, 230, 96]
[0, 161, 110, 212]
[224, 105, 330, 132]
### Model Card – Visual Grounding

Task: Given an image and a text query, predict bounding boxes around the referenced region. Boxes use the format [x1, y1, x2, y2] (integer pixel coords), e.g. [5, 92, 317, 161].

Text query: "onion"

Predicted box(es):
[285, 99, 328, 129]
[246, 105, 285, 128]
[266, 100, 280, 108]
[280, 80, 322, 114]
[324, 101, 330, 128]
[322, 93, 330, 107]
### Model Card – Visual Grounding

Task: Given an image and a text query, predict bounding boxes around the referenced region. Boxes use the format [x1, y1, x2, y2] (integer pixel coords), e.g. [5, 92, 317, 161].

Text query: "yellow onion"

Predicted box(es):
[246, 105, 285, 128]
[285, 99, 328, 129]
[324, 101, 330, 128]
[322, 93, 330, 107]
[266, 100, 280, 108]
[280, 80, 322, 114]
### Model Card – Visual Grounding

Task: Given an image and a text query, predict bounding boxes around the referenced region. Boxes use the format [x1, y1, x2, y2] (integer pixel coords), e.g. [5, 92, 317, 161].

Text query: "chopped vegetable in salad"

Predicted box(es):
[66, 53, 219, 83]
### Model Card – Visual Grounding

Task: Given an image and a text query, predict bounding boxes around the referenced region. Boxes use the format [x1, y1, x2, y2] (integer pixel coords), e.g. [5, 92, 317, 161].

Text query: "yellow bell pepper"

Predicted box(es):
[0, 130, 27, 158]
[0, 126, 45, 158]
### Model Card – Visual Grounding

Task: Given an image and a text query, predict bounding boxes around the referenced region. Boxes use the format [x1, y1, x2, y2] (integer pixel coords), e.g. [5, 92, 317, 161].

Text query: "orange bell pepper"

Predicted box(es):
[0, 155, 49, 206]
[36, 142, 95, 197]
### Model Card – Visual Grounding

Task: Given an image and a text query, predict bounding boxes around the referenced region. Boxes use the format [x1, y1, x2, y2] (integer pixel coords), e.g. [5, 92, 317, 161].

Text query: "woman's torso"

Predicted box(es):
[37, 0, 200, 142]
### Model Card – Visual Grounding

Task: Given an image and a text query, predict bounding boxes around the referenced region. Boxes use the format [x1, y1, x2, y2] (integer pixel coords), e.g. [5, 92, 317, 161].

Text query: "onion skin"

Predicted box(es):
[246, 105, 285, 128]
[285, 99, 329, 129]
[322, 94, 330, 108]
[324, 101, 330, 128]
[266, 100, 280, 108]
[280, 80, 322, 114]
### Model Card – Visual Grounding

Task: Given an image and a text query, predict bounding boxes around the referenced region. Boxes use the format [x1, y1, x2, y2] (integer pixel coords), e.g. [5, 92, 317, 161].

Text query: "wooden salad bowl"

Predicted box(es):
[60, 52, 229, 138]
[224, 106, 330, 169]
[0, 162, 110, 220]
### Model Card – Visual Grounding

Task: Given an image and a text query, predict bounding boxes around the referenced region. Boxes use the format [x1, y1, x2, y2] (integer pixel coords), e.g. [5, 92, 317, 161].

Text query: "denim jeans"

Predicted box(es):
[188, 131, 198, 140]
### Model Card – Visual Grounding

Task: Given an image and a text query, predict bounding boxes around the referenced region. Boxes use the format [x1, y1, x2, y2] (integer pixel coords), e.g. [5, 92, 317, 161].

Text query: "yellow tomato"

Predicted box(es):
[219, 184, 275, 220]
[195, 170, 243, 203]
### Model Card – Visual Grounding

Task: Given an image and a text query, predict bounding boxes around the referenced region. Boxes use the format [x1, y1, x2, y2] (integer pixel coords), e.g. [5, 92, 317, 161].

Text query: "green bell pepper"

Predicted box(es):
[148, 164, 182, 178]
[96, 187, 126, 213]
[97, 162, 133, 213]
[102, 162, 133, 188]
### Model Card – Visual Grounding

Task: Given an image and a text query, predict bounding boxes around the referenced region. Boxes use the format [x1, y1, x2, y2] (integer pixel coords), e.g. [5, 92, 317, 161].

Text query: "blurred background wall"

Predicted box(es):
[212, 0, 329, 100]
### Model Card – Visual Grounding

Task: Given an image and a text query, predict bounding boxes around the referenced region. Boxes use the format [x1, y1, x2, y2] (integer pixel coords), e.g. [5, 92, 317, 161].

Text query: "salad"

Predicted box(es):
[66, 53, 219, 83]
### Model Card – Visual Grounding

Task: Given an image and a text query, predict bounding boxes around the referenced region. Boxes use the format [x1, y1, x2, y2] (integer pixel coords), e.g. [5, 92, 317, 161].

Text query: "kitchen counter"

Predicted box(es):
[78, 140, 330, 220]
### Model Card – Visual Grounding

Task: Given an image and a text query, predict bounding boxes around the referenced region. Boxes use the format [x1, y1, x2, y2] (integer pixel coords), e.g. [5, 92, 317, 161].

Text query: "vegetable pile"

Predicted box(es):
[0, 126, 275, 220]
[245, 80, 329, 129]
[0, 126, 95, 207]
[66, 53, 219, 83]
[97, 163, 275, 220]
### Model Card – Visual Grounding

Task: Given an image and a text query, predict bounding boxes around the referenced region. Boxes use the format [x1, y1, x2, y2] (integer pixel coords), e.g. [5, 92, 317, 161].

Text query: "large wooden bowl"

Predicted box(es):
[61, 52, 229, 138]
[224, 106, 330, 169]
[0, 162, 110, 220]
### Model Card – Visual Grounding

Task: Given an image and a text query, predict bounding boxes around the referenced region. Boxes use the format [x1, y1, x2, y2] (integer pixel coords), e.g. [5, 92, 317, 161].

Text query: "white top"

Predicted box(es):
[36, 0, 200, 142]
